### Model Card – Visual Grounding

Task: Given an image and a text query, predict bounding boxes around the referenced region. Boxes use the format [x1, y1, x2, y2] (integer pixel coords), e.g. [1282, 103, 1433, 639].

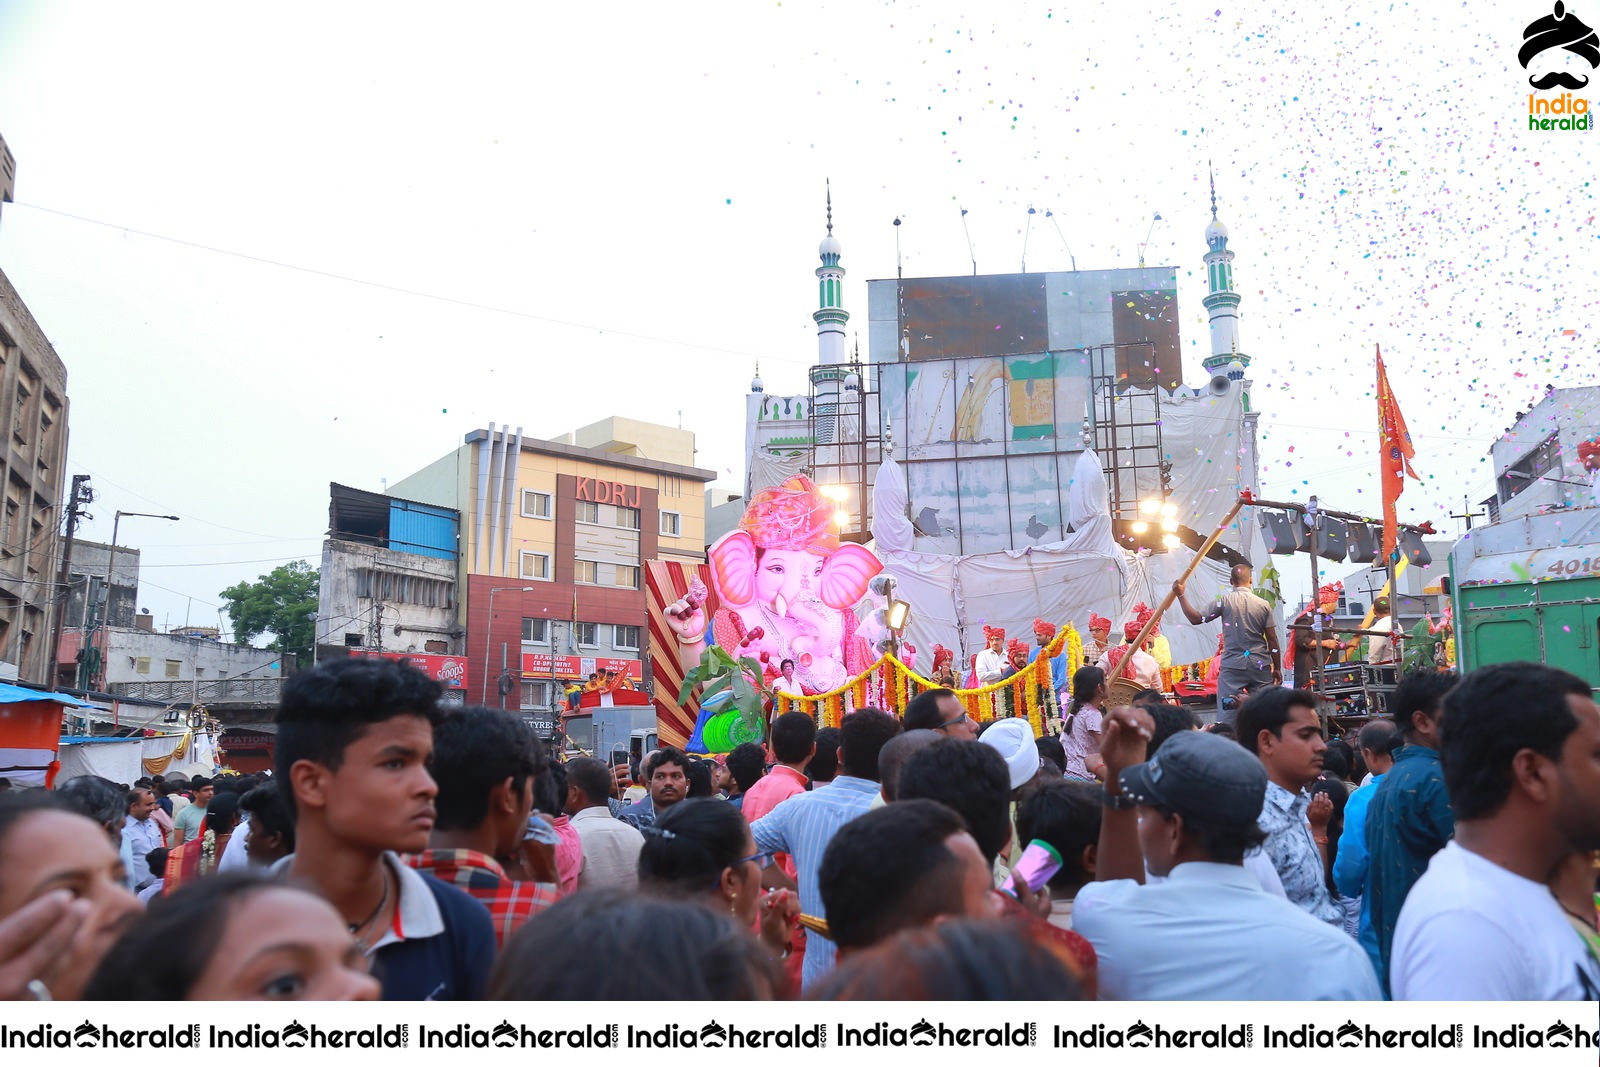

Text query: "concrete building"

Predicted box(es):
[1478, 385, 1600, 523]
[314, 482, 468, 705]
[60, 539, 141, 635]
[389, 417, 716, 726]
[0, 265, 70, 684]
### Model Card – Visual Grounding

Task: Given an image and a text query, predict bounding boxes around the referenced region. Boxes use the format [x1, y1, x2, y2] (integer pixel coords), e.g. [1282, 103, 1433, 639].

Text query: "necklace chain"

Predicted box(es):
[348, 867, 391, 947]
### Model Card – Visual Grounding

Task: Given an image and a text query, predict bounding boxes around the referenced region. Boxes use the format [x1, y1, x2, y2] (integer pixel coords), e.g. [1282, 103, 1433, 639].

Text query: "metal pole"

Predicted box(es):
[481, 587, 498, 704]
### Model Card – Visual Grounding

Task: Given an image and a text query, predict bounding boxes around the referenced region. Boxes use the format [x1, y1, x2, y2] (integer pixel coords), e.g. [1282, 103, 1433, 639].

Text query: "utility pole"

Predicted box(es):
[1449, 495, 1485, 534]
[48, 475, 93, 689]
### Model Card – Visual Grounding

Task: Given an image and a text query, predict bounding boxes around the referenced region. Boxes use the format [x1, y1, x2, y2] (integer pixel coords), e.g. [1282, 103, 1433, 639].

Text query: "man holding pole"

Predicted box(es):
[1174, 564, 1281, 725]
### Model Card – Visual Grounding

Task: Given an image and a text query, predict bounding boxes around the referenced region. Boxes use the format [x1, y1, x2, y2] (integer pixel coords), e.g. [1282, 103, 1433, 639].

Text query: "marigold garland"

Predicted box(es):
[762, 623, 1084, 738]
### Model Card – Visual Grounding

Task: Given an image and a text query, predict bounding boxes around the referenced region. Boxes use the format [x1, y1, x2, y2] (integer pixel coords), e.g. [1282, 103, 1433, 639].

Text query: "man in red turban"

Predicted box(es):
[975, 625, 1009, 685]
[1031, 617, 1069, 696]
[1098, 618, 1162, 692]
[1086, 613, 1113, 663]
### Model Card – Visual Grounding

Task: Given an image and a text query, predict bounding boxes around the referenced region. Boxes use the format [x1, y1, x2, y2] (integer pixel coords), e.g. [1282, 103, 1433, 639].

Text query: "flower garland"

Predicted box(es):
[759, 623, 1084, 738]
[199, 829, 219, 877]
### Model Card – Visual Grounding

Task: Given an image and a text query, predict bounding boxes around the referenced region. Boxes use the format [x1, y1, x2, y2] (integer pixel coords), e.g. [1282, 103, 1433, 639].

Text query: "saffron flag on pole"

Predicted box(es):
[1377, 346, 1417, 563]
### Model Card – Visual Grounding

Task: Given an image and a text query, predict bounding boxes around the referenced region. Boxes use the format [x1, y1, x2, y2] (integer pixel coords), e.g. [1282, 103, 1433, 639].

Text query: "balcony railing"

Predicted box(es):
[107, 678, 283, 706]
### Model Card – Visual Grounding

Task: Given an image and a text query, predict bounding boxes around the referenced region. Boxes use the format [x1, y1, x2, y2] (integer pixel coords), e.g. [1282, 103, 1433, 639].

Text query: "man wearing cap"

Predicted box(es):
[1072, 706, 1380, 1000]
[1174, 564, 1281, 725]
[980, 717, 1047, 875]
[975, 626, 1009, 685]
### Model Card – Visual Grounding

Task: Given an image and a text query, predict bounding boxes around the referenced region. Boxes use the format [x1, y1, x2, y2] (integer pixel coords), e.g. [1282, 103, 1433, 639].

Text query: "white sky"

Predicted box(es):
[0, 0, 1595, 635]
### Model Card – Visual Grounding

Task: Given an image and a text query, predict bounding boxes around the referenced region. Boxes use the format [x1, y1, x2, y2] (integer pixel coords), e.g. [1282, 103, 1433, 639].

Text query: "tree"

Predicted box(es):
[220, 560, 319, 664]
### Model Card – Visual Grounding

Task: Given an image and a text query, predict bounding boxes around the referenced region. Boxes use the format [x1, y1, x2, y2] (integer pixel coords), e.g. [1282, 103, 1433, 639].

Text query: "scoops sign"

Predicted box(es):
[354, 651, 469, 690]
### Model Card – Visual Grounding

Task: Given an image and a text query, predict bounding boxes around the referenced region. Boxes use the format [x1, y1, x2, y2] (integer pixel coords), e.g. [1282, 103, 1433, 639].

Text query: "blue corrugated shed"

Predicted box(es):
[388, 500, 457, 560]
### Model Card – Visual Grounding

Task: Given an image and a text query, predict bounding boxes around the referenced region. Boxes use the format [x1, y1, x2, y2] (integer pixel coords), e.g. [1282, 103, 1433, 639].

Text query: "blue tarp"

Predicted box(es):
[0, 683, 96, 708]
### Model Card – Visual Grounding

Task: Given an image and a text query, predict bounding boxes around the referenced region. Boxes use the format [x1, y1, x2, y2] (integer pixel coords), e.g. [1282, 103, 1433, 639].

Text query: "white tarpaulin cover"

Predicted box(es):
[58, 737, 144, 785]
[874, 447, 1245, 664]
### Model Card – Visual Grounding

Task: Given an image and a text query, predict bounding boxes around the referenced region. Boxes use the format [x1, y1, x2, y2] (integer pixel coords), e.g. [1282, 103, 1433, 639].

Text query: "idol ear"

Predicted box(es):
[817, 544, 884, 609]
[709, 530, 758, 608]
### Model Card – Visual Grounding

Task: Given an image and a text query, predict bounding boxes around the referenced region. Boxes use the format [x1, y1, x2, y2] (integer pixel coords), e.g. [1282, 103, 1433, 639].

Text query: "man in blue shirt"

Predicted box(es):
[1333, 719, 1399, 980]
[750, 707, 901, 992]
[1363, 669, 1457, 996]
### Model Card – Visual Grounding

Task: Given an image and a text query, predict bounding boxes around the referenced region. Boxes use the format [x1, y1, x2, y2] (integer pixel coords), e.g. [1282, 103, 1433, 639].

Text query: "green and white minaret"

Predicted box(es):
[1201, 167, 1247, 374]
[810, 180, 849, 443]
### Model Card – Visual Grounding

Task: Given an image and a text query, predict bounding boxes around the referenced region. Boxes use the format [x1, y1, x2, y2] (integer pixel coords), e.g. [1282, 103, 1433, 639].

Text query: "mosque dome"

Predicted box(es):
[751, 369, 765, 393]
[819, 234, 843, 259]
[844, 370, 861, 392]
[1205, 218, 1229, 250]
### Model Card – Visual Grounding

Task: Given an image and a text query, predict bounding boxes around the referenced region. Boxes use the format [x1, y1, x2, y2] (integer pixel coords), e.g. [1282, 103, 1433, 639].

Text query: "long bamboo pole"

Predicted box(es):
[1105, 491, 1255, 686]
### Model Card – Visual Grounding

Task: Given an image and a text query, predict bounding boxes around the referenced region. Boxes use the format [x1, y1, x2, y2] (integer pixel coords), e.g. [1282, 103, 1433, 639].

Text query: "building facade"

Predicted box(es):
[389, 417, 715, 727]
[1478, 385, 1600, 523]
[0, 266, 70, 684]
[314, 483, 467, 704]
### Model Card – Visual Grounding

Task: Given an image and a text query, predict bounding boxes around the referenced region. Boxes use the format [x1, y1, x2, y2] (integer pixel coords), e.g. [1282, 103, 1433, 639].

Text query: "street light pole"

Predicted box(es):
[481, 585, 534, 704]
[98, 510, 179, 690]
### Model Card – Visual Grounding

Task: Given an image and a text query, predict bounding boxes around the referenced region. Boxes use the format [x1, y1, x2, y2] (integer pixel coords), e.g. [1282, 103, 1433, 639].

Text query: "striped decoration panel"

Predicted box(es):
[644, 560, 717, 750]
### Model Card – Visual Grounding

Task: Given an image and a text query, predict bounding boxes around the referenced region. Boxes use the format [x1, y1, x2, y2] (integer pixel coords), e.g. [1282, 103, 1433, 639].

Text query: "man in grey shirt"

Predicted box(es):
[1174, 564, 1281, 724]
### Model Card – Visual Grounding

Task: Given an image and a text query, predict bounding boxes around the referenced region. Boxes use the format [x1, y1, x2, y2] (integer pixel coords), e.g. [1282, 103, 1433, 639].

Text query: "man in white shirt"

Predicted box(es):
[772, 658, 805, 698]
[563, 757, 644, 891]
[1358, 596, 1397, 665]
[974, 626, 1009, 685]
[1391, 662, 1600, 1000]
[1074, 708, 1379, 1000]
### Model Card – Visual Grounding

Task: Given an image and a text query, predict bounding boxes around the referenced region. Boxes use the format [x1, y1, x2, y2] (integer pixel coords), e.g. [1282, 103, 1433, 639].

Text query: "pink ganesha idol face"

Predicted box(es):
[754, 548, 826, 616]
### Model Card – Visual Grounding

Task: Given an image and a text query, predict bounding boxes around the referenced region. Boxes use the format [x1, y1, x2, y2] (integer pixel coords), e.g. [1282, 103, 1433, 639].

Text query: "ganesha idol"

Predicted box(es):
[667, 476, 882, 745]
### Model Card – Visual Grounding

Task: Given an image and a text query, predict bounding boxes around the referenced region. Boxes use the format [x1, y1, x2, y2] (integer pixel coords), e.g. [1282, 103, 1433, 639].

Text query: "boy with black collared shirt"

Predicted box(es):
[275, 658, 495, 1000]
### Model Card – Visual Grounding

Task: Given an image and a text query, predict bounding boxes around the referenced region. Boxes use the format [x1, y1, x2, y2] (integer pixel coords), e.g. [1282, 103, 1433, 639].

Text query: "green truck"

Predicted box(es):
[1449, 507, 1600, 691]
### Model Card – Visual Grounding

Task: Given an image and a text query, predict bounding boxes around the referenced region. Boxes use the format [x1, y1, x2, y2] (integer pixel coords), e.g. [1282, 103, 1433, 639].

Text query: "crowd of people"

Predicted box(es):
[0, 653, 1596, 1002]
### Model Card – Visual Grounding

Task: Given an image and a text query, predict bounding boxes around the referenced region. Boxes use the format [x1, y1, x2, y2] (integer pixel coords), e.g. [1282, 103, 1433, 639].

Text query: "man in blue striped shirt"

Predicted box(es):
[750, 707, 902, 991]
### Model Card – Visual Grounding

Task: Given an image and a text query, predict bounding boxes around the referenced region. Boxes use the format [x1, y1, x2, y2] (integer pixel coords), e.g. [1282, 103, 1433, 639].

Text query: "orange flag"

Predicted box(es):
[1377, 346, 1417, 562]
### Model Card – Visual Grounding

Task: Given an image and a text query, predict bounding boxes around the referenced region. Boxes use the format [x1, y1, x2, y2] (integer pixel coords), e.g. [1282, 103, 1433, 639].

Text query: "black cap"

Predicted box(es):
[1117, 730, 1267, 827]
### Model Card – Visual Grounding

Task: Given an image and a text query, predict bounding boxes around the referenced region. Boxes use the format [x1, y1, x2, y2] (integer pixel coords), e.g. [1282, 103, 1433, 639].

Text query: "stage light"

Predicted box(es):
[1131, 521, 1149, 534]
[1161, 519, 1179, 533]
[885, 600, 911, 630]
[834, 510, 851, 527]
[1162, 534, 1181, 549]
[1139, 498, 1160, 516]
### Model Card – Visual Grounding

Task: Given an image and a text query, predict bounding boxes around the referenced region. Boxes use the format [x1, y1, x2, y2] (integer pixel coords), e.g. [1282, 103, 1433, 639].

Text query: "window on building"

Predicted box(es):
[615, 506, 640, 530]
[165, 660, 182, 679]
[520, 551, 552, 581]
[521, 680, 552, 708]
[575, 621, 599, 647]
[660, 511, 682, 537]
[614, 565, 639, 589]
[614, 624, 641, 650]
[343, 632, 364, 647]
[135, 656, 151, 674]
[522, 617, 549, 643]
[575, 501, 600, 524]
[574, 559, 598, 584]
[521, 490, 552, 519]
[1497, 433, 1563, 504]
